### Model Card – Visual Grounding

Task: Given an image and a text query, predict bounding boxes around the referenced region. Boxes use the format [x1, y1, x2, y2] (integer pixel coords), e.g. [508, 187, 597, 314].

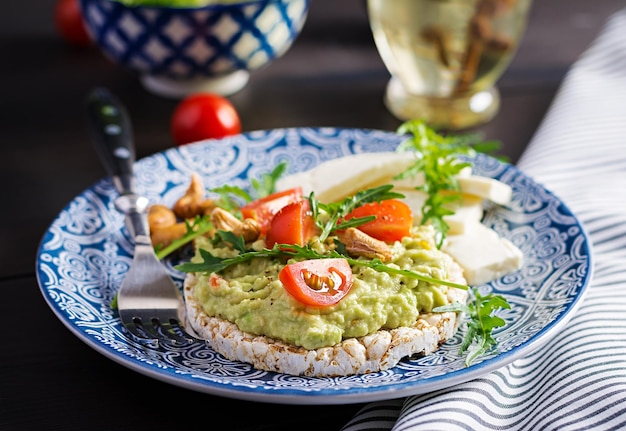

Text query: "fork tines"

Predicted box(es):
[121, 312, 197, 345]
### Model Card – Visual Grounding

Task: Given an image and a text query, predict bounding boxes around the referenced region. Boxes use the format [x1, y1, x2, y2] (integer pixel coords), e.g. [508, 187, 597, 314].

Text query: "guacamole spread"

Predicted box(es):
[192, 225, 454, 350]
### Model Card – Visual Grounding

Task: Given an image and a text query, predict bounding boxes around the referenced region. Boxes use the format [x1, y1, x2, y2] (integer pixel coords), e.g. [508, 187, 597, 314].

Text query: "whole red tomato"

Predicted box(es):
[170, 93, 242, 146]
[54, 0, 92, 47]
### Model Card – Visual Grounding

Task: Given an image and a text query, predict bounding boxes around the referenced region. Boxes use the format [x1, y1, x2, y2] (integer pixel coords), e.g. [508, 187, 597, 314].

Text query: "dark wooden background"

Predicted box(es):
[2, 1, 623, 429]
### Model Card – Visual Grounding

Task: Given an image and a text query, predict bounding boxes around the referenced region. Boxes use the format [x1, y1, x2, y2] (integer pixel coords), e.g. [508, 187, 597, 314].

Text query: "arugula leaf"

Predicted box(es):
[433, 289, 510, 366]
[174, 241, 468, 291]
[395, 120, 501, 248]
[210, 161, 289, 211]
[250, 160, 288, 199]
[154, 215, 213, 260]
[210, 184, 252, 213]
[176, 244, 275, 273]
[347, 257, 467, 290]
[311, 185, 405, 242]
[396, 121, 512, 365]
[215, 230, 247, 252]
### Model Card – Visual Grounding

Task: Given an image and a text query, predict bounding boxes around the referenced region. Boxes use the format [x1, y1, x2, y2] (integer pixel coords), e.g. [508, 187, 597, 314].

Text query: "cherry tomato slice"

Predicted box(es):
[266, 199, 317, 248]
[170, 93, 241, 146]
[240, 187, 303, 235]
[343, 199, 413, 242]
[279, 258, 353, 307]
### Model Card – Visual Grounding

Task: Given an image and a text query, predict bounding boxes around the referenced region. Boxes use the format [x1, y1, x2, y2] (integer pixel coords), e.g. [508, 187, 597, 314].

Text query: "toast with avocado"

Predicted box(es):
[164, 147, 520, 375]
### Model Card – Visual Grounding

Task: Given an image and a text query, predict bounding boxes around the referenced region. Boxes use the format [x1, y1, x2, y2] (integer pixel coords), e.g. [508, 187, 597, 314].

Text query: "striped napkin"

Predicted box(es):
[343, 7, 626, 431]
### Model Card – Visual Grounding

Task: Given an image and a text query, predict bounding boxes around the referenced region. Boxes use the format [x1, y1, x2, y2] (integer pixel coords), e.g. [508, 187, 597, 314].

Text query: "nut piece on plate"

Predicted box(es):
[173, 173, 216, 220]
[210, 207, 261, 243]
[148, 204, 177, 231]
[339, 227, 392, 262]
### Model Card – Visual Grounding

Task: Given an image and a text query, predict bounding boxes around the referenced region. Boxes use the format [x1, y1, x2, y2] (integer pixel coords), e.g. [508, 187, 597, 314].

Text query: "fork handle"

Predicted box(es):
[86, 87, 149, 239]
[85, 87, 136, 197]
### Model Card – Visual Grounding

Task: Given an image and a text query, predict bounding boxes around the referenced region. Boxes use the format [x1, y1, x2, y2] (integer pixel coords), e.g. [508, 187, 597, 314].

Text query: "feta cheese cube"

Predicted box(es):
[442, 223, 523, 285]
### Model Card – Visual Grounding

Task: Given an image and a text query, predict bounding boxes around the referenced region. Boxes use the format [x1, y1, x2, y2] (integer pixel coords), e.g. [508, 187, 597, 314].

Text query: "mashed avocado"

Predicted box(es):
[113, 0, 248, 7]
[192, 225, 456, 350]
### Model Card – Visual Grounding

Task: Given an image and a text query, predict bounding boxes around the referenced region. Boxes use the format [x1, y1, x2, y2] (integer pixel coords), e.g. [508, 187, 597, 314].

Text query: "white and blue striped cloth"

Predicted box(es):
[343, 7, 626, 431]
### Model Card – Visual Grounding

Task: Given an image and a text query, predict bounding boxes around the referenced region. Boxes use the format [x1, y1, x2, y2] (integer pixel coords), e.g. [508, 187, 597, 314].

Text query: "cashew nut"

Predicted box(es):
[210, 207, 261, 243]
[173, 173, 216, 219]
[338, 228, 392, 262]
[150, 222, 187, 249]
[148, 204, 177, 231]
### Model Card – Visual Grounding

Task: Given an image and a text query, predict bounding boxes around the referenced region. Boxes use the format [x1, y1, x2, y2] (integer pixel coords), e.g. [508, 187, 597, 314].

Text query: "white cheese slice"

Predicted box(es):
[276, 152, 512, 208]
[395, 174, 511, 206]
[457, 176, 512, 206]
[445, 195, 485, 234]
[389, 166, 473, 189]
[401, 189, 484, 235]
[275, 151, 414, 203]
[442, 223, 523, 286]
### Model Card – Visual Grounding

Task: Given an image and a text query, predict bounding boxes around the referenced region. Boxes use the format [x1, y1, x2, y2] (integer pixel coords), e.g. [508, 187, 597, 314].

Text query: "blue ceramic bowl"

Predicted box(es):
[79, 0, 310, 97]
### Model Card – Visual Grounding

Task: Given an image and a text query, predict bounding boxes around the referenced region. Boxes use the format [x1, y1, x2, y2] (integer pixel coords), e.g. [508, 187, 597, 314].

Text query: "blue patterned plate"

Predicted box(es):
[36, 128, 592, 404]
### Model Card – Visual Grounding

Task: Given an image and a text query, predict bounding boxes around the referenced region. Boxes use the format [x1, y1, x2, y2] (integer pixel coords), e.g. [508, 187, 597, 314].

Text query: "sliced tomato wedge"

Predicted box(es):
[343, 199, 413, 242]
[240, 187, 303, 234]
[279, 258, 353, 307]
[266, 199, 317, 248]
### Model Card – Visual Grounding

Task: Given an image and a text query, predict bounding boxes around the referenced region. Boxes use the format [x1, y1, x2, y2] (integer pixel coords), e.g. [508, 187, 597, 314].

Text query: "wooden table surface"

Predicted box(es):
[2, 0, 623, 429]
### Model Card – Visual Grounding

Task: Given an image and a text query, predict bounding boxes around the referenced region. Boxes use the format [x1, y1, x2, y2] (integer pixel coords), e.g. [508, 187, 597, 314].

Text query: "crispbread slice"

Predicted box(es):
[183, 257, 468, 377]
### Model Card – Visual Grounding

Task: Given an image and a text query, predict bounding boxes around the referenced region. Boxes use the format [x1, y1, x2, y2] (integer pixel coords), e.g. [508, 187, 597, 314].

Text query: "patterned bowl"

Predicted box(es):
[79, 0, 310, 97]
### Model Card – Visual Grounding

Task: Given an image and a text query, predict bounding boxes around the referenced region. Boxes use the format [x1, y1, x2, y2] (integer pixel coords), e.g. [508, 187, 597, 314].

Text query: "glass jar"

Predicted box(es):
[368, 0, 533, 129]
